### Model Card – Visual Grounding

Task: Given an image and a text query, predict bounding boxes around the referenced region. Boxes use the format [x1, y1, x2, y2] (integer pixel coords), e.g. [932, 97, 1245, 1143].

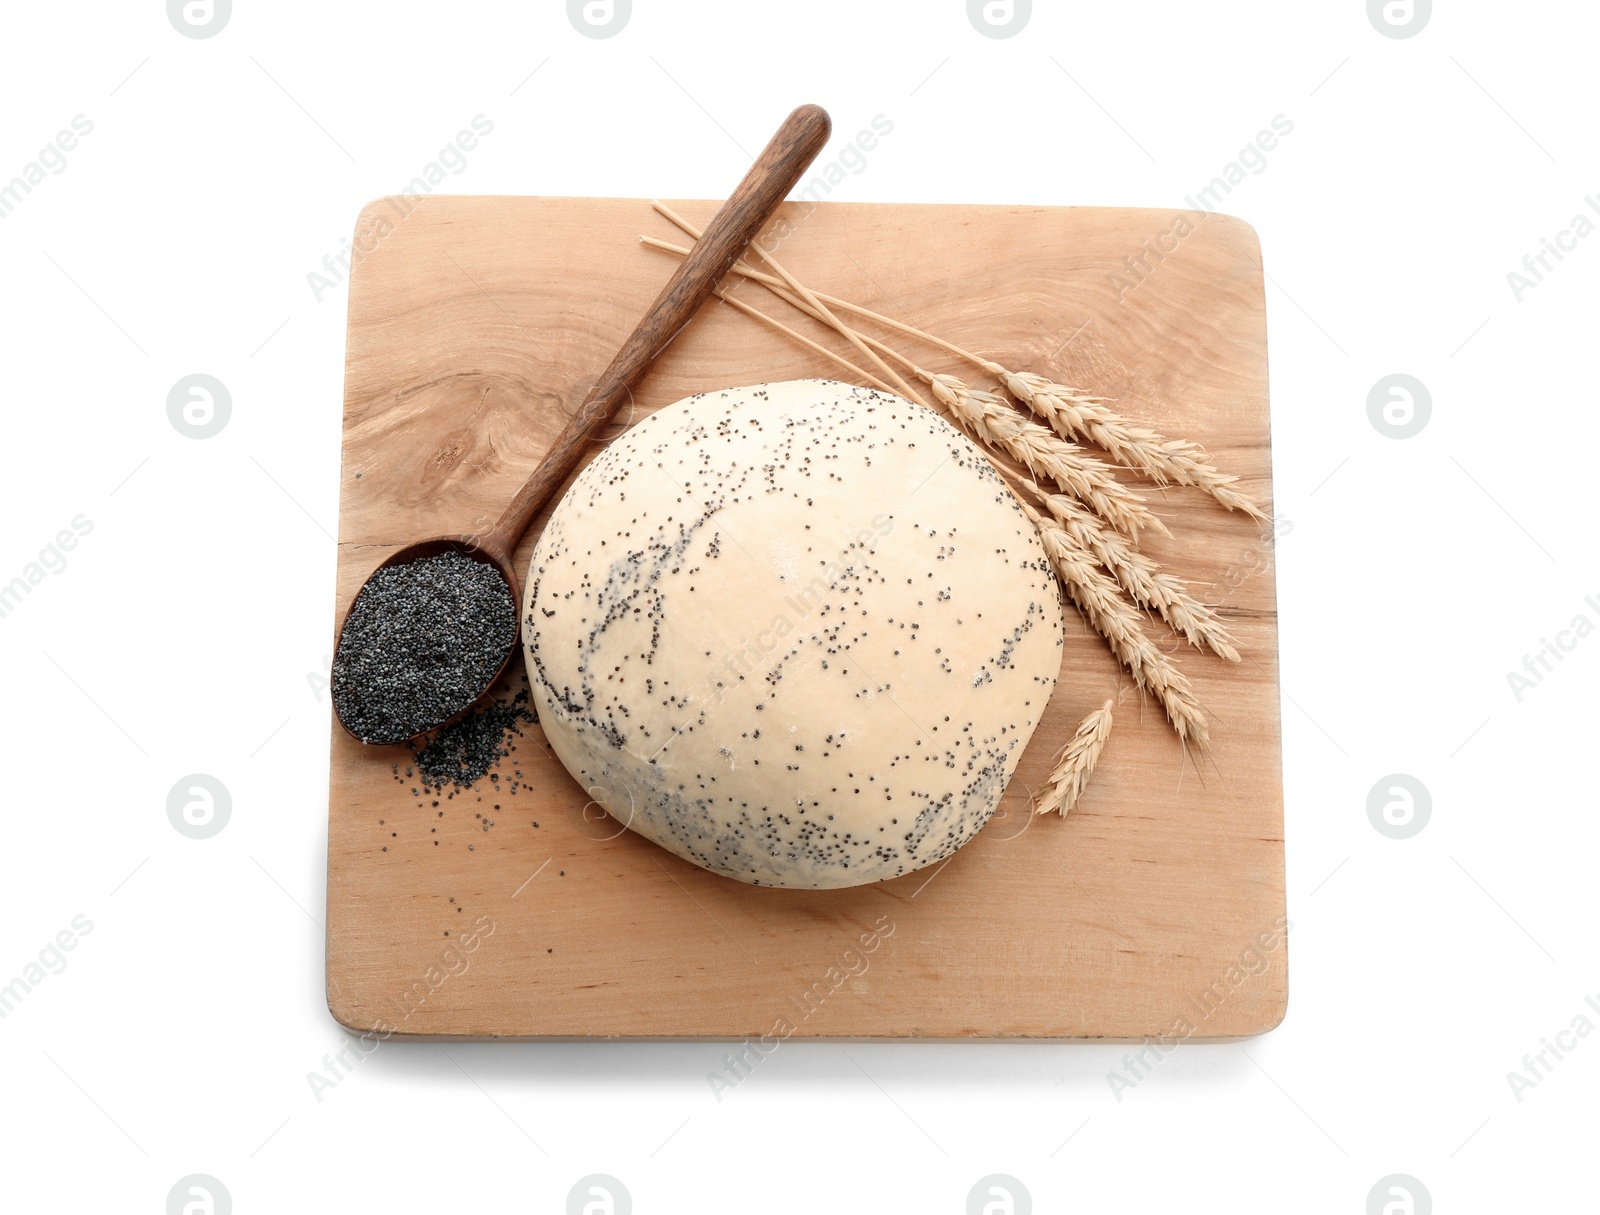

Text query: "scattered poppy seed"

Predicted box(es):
[411, 691, 537, 792]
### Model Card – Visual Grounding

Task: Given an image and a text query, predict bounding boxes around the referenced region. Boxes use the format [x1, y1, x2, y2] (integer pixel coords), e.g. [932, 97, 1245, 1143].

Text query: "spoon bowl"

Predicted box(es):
[333, 535, 522, 747]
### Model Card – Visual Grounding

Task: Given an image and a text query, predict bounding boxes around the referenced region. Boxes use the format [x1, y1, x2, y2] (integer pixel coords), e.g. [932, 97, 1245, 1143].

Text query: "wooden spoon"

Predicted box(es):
[335, 103, 833, 745]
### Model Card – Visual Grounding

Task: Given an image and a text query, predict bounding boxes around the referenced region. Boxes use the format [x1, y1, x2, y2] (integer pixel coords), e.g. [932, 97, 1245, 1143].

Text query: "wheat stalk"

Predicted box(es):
[711, 288, 899, 394]
[1034, 488, 1239, 662]
[644, 224, 1265, 518]
[643, 229, 1001, 366]
[653, 202, 930, 410]
[1037, 699, 1115, 816]
[1019, 498, 1210, 750]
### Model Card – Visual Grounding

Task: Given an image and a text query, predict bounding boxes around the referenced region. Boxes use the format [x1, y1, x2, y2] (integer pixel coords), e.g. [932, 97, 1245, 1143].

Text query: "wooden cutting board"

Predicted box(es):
[325, 196, 1286, 1039]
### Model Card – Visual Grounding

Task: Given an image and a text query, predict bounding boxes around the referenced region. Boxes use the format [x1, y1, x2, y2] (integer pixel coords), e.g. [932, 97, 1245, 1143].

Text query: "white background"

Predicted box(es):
[1, 1, 1594, 1211]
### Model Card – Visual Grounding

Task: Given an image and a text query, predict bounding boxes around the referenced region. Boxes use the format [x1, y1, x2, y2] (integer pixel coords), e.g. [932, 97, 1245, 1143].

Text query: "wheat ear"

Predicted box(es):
[1037, 699, 1115, 816]
[921, 372, 1165, 539]
[1034, 489, 1239, 662]
[1001, 372, 1265, 519]
[1019, 498, 1210, 750]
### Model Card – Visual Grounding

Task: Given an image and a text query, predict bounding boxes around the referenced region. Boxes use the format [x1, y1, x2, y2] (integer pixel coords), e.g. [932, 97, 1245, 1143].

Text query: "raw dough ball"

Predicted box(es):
[523, 380, 1063, 888]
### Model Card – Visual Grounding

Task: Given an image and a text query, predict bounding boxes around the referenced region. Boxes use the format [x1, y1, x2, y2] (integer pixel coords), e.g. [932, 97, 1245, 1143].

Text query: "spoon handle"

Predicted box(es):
[488, 103, 832, 556]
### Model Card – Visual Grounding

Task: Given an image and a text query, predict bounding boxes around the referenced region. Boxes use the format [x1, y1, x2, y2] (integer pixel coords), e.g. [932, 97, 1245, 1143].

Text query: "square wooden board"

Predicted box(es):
[325, 196, 1286, 1039]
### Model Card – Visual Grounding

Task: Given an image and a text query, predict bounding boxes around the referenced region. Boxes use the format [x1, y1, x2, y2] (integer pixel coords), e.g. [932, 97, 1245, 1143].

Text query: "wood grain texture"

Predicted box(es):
[326, 195, 1286, 1040]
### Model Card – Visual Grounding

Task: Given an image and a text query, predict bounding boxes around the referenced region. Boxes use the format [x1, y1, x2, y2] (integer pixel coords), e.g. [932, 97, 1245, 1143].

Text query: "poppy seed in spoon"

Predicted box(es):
[333, 550, 516, 744]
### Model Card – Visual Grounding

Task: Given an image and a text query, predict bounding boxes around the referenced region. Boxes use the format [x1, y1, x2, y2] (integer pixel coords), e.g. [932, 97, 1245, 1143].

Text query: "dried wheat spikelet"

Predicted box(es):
[1019, 498, 1210, 750]
[922, 371, 1165, 539]
[1037, 699, 1115, 816]
[1034, 488, 1239, 662]
[1000, 372, 1265, 519]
